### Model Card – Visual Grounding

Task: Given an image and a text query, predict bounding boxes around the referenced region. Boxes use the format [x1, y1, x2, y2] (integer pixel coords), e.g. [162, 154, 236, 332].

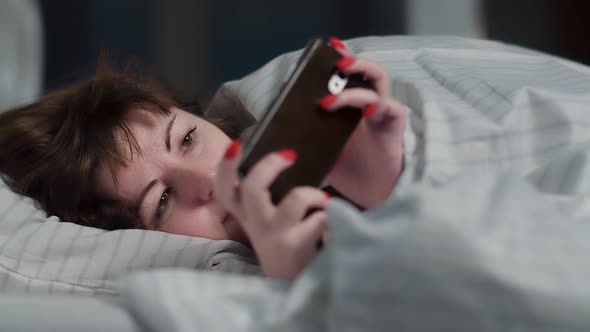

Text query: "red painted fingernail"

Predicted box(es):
[224, 139, 241, 159]
[363, 103, 378, 118]
[336, 56, 355, 70]
[319, 94, 337, 110]
[329, 36, 347, 50]
[278, 149, 298, 161]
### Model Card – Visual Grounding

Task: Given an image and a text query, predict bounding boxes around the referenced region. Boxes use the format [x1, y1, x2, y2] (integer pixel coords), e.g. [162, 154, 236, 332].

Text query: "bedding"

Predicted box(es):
[0, 295, 140, 332]
[1, 33, 590, 330]
[0, 180, 260, 295]
[119, 167, 590, 331]
[5, 168, 590, 331]
[114, 35, 590, 331]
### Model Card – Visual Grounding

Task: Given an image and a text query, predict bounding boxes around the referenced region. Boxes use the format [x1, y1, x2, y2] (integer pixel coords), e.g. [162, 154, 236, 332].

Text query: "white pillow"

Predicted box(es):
[0, 179, 259, 295]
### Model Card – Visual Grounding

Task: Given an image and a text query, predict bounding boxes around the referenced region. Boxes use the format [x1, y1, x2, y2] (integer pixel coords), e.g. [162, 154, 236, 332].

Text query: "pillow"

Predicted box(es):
[0, 179, 259, 295]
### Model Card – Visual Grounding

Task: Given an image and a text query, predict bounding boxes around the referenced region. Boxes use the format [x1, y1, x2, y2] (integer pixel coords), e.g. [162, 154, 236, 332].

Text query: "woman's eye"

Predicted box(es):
[155, 188, 171, 220]
[182, 127, 197, 148]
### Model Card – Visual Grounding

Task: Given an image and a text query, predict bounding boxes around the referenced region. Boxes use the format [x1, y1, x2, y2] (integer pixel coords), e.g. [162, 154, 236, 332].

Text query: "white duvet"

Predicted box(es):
[113, 36, 590, 331]
[120, 170, 590, 331]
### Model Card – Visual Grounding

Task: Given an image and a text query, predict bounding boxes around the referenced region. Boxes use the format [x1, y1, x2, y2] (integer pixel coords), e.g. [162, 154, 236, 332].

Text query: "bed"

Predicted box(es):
[2, 35, 590, 331]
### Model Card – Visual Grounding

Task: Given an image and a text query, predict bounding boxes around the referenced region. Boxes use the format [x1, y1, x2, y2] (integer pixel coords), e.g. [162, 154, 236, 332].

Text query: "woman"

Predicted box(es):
[0, 37, 406, 280]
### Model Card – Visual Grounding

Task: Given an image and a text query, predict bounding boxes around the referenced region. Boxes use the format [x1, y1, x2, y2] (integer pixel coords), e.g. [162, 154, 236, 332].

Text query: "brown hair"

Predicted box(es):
[0, 65, 232, 230]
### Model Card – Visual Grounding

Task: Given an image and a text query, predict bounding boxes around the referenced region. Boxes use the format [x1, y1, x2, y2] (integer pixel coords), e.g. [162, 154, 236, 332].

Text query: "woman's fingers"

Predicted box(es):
[215, 141, 331, 281]
[292, 210, 327, 252]
[319, 88, 406, 131]
[336, 56, 391, 96]
[240, 149, 298, 222]
[320, 88, 380, 112]
[214, 139, 242, 212]
[275, 187, 330, 224]
[369, 97, 406, 128]
[328, 37, 390, 96]
[329, 36, 354, 57]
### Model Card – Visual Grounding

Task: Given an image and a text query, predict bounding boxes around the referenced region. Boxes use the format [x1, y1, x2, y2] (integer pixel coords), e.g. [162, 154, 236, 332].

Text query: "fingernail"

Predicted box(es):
[324, 191, 332, 200]
[336, 56, 355, 70]
[224, 139, 241, 159]
[329, 36, 347, 50]
[363, 103, 378, 118]
[278, 148, 298, 161]
[319, 94, 337, 110]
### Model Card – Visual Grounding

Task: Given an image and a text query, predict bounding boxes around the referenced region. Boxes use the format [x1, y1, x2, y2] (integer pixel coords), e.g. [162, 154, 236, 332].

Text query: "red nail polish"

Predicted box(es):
[329, 36, 347, 50]
[224, 139, 241, 159]
[319, 94, 337, 109]
[278, 149, 298, 161]
[363, 103, 378, 118]
[336, 57, 355, 70]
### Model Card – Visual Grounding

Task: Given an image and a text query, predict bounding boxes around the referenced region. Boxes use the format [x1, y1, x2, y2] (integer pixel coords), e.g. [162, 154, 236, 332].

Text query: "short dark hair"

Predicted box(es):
[0, 63, 231, 230]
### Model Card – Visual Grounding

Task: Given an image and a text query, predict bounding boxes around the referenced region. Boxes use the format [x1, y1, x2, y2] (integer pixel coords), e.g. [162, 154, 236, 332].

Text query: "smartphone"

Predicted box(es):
[238, 38, 372, 204]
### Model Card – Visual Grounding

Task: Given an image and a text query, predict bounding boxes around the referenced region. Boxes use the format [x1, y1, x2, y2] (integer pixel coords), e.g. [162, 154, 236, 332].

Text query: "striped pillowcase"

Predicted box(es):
[0, 179, 259, 295]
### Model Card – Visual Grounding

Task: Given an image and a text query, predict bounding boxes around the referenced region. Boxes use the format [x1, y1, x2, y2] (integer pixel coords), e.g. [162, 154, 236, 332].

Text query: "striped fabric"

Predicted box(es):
[120, 36, 590, 332]
[0, 179, 259, 295]
[206, 36, 590, 186]
[2, 35, 589, 300]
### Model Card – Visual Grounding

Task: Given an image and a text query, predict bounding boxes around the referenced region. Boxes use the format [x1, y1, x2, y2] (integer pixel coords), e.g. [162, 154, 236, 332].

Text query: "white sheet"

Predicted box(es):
[114, 36, 590, 331]
[3, 34, 590, 300]
[119, 168, 590, 331]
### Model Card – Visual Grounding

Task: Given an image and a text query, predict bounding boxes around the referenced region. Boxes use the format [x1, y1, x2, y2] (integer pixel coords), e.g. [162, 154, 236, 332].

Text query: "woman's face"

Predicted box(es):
[95, 107, 247, 244]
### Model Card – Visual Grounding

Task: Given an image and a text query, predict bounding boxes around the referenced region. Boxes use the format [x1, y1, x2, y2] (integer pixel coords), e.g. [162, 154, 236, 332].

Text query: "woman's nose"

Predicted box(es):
[168, 161, 216, 204]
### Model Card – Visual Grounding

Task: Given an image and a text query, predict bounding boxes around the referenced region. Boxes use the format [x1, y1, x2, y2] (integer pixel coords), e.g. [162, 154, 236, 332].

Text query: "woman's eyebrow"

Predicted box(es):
[135, 179, 158, 213]
[165, 114, 177, 152]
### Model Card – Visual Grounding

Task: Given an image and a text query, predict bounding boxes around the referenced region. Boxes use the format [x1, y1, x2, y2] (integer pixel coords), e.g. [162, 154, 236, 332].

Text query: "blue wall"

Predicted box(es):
[40, 0, 154, 90]
[40, 0, 404, 102]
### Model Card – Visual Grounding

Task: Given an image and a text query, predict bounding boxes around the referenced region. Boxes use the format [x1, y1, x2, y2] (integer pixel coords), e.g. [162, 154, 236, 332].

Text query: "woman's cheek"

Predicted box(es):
[202, 132, 230, 170]
[161, 208, 224, 239]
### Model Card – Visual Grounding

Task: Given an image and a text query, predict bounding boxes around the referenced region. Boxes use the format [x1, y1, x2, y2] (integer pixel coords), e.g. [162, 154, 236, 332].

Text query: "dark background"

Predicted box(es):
[39, 0, 589, 106]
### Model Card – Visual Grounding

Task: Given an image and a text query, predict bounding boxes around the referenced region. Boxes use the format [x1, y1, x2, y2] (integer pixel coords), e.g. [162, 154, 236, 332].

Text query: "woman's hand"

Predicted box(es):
[214, 140, 329, 280]
[322, 37, 406, 209]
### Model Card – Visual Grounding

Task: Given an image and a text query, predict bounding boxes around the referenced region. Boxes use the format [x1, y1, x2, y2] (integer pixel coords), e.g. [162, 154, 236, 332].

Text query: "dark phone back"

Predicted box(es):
[239, 38, 371, 203]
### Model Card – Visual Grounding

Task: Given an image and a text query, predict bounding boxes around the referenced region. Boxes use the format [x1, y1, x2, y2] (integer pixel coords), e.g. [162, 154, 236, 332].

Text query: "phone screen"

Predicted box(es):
[239, 38, 372, 203]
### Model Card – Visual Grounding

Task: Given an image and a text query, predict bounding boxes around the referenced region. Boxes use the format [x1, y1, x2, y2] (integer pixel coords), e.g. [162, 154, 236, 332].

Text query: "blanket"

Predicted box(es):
[119, 166, 590, 331]
[115, 36, 590, 331]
